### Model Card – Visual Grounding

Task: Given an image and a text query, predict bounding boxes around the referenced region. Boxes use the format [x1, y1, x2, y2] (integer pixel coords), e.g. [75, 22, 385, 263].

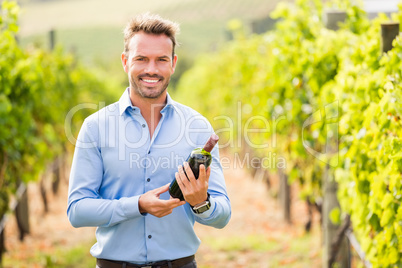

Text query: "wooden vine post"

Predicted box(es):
[278, 166, 291, 224]
[250, 16, 277, 34]
[322, 164, 350, 268]
[381, 22, 400, 53]
[322, 9, 350, 268]
[49, 29, 55, 51]
[15, 185, 30, 241]
[324, 9, 347, 31]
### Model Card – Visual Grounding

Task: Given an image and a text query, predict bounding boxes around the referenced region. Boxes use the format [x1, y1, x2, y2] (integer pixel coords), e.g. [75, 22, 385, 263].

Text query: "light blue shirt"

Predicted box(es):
[67, 88, 231, 264]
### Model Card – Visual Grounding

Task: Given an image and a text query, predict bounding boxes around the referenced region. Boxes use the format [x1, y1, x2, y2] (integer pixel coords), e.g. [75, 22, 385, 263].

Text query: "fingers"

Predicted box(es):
[198, 165, 211, 187]
[154, 184, 185, 209]
[155, 199, 185, 218]
[154, 198, 185, 218]
[140, 191, 185, 217]
[183, 162, 196, 183]
[176, 164, 192, 191]
[198, 164, 207, 183]
[165, 197, 185, 206]
[169, 199, 186, 210]
[206, 167, 211, 182]
[176, 163, 210, 206]
[152, 183, 170, 195]
[175, 169, 187, 193]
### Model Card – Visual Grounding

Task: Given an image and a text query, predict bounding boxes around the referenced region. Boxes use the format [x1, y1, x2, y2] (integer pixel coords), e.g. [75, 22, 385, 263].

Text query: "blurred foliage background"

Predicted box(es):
[3, 0, 402, 267]
[14, 0, 286, 93]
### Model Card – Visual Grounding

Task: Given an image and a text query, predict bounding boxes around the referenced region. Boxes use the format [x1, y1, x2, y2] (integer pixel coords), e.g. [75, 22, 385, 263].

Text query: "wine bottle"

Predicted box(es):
[169, 133, 219, 201]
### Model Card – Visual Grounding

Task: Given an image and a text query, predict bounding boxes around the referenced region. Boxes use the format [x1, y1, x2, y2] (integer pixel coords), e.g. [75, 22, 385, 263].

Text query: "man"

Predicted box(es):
[67, 13, 231, 268]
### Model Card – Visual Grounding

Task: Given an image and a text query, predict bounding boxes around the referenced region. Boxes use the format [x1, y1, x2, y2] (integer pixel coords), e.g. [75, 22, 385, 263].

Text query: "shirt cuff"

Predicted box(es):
[192, 196, 216, 218]
[120, 195, 142, 219]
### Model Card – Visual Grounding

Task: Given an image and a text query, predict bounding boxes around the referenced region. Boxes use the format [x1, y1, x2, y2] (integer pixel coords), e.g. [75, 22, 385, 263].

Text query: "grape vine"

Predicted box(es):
[174, 0, 402, 266]
[0, 1, 118, 222]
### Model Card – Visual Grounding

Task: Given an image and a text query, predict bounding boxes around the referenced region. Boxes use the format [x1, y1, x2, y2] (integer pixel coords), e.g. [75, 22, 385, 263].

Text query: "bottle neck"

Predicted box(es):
[203, 134, 219, 152]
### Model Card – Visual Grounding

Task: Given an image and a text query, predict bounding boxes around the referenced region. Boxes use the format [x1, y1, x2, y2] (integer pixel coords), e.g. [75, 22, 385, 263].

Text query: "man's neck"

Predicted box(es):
[129, 90, 167, 138]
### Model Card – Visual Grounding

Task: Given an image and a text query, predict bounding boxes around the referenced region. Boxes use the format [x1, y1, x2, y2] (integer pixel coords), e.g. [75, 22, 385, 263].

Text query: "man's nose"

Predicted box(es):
[144, 60, 158, 74]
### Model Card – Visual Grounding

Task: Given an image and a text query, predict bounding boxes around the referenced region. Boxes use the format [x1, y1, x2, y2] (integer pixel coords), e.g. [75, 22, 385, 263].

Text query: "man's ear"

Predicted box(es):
[121, 52, 128, 73]
[172, 54, 178, 74]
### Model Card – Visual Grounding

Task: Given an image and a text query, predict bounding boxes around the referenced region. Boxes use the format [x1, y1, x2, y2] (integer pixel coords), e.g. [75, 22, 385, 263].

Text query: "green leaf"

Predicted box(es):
[329, 207, 341, 225]
[381, 193, 394, 209]
[381, 208, 394, 227]
[0, 94, 11, 114]
[388, 246, 399, 264]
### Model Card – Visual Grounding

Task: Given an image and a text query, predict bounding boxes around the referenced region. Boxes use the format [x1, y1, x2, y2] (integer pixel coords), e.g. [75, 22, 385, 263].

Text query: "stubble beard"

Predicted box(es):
[130, 75, 170, 99]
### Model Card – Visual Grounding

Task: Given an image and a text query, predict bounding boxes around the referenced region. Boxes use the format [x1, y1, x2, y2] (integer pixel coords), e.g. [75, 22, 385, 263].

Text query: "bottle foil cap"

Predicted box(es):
[203, 133, 219, 152]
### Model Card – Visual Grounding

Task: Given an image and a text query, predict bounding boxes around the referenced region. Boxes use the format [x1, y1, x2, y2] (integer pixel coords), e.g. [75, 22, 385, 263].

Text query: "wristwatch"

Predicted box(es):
[191, 193, 211, 214]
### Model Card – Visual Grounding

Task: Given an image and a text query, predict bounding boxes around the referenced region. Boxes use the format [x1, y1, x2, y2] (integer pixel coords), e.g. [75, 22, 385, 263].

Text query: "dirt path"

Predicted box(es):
[194, 157, 321, 267]
[3, 171, 96, 267]
[3, 154, 321, 267]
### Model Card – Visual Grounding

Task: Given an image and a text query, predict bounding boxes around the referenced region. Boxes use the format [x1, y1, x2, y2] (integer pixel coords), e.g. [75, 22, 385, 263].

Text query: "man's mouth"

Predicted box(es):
[141, 78, 160, 84]
[139, 75, 163, 85]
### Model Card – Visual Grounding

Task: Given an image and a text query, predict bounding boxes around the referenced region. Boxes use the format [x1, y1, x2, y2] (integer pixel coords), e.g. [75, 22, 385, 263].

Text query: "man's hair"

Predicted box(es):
[123, 13, 180, 59]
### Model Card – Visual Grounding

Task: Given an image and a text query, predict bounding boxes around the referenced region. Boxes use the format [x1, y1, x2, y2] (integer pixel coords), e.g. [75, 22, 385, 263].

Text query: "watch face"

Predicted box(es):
[193, 201, 210, 214]
[197, 205, 209, 213]
[193, 193, 211, 214]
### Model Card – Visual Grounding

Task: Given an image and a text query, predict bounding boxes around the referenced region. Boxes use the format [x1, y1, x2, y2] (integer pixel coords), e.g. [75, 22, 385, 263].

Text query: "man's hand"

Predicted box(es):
[138, 184, 185, 218]
[175, 162, 211, 207]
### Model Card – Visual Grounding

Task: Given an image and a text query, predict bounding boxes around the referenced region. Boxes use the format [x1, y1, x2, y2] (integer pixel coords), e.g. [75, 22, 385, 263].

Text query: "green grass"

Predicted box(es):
[3, 234, 320, 268]
[38, 243, 96, 268]
[203, 234, 281, 252]
[4, 234, 319, 267]
[3, 239, 96, 268]
[198, 233, 321, 268]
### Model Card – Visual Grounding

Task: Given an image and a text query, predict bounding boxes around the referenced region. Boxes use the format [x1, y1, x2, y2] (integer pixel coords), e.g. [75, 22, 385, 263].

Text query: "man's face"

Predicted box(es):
[122, 31, 177, 100]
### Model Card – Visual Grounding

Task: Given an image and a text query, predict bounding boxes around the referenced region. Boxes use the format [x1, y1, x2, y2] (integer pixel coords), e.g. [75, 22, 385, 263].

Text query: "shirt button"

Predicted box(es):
[142, 124, 146, 128]
[148, 235, 152, 239]
[147, 178, 150, 182]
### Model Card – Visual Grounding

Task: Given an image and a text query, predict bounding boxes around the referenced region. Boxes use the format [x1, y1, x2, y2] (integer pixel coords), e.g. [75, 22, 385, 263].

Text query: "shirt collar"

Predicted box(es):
[161, 92, 178, 114]
[118, 88, 133, 116]
[118, 87, 178, 116]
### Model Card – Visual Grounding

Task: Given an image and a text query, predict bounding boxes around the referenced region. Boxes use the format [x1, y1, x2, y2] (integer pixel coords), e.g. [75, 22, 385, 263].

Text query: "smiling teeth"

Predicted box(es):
[143, 79, 159, 83]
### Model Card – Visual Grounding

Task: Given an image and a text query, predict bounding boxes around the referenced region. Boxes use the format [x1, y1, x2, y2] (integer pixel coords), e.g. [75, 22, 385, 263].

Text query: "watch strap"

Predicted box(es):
[191, 193, 211, 214]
